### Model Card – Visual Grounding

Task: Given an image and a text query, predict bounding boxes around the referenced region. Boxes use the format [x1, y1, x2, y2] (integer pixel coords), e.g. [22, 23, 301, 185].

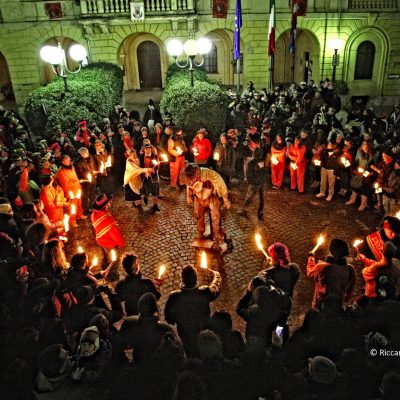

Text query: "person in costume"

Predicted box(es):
[183, 163, 230, 244]
[123, 149, 153, 214]
[55, 154, 86, 228]
[90, 194, 125, 264]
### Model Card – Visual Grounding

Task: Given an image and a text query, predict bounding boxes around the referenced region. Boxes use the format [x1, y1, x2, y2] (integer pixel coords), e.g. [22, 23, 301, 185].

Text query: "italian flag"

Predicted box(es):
[268, 0, 276, 56]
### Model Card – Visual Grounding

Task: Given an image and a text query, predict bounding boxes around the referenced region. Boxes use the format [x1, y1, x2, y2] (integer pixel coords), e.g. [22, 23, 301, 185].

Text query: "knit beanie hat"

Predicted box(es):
[138, 292, 158, 317]
[329, 238, 349, 259]
[180, 265, 198, 289]
[308, 356, 337, 384]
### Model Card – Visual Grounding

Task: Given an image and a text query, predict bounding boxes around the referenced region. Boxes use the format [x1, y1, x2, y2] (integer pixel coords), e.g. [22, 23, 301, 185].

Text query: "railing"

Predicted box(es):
[348, 0, 398, 9]
[81, 0, 195, 16]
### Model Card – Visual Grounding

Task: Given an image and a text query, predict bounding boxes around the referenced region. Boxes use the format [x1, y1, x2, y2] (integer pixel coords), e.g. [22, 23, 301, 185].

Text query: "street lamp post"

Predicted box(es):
[40, 42, 88, 91]
[166, 37, 212, 87]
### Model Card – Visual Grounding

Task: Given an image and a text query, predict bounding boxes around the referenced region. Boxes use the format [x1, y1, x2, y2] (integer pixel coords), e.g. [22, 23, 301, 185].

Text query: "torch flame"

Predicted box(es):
[396, 211, 400, 220]
[176, 146, 182, 155]
[70, 204, 76, 215]
[161, 153, 168, 162]
[100, 161, 104, 174]
[200, 251, 207, 269]
[357, 167, 364, 173]
[87, 173, 92, 183]
[255, 233, 264, 251]
[69, 191, 75, 200]
[63, 214, 69, 232]
[341, 157, 346, 165]
[111, 249, 117, 261]
[77, 246, 84, 253]
[158, 265, 166, 279]
[353, 239, 363, 248]
[106, 156, 112, 168]
[213, 152, 220, 161]
[76, 189, 81, 199]
[152, 159, 159, 166]
[92, 256, 98, 267]
[317, 235, 325, 246]
[374, 183, 379, 189]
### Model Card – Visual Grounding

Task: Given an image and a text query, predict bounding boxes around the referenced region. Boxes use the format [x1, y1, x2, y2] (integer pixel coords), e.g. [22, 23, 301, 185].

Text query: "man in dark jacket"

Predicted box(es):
[307, 238, 356, 308]
[74, 147, 97, 215]
[115, 252, 161, 316]
[238, 134, 267, 220]
[164, 264, 221, 356]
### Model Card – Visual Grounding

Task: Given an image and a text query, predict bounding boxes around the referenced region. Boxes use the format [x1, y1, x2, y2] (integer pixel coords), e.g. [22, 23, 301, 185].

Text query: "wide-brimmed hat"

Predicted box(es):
[92, 194, 113, 210]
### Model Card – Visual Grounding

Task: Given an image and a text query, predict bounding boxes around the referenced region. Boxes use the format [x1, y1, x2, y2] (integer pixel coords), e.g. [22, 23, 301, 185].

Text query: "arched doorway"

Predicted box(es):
[275, 29, 320, 85]
[39, 36, 81, 85]
[119, 33, 167, 91]
[137, 41, 162, 88]
[0, 52, 14, 100]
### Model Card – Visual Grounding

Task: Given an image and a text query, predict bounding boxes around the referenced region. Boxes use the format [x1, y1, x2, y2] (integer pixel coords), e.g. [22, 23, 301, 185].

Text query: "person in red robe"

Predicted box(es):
[55, 155, 86, 228]
[39, 175, 68, 226]
[168, 127, 187, 189]
[91, 194, 125, 263]
[288, 136, 307, 193]
[270, 134, 287, 189]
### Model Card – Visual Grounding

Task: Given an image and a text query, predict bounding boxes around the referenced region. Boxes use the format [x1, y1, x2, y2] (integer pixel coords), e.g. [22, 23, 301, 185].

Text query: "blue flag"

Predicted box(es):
[233, 0, 242, 60]
[289, 13, 297, 55]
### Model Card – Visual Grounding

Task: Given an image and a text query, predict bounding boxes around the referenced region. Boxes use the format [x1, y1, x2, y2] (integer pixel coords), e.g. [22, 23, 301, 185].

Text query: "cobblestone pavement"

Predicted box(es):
[67, 177, 381, 334]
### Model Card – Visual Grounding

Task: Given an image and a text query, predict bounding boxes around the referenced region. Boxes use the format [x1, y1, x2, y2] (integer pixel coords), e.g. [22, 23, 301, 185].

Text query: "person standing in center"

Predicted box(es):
[270, 133, 287, 189]
[191, 128, 213, 167]
[168, 127, 187, 189]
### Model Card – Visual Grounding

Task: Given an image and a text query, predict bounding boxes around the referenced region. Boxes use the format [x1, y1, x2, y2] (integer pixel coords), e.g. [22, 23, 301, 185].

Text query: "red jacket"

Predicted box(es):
[91, 209, 125, 249]
[192, 137, 213, 162]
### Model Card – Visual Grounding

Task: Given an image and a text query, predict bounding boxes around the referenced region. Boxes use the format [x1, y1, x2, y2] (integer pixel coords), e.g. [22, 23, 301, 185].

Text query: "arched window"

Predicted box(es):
[354, 41, 375, 80]
[203, 43, 218, 73]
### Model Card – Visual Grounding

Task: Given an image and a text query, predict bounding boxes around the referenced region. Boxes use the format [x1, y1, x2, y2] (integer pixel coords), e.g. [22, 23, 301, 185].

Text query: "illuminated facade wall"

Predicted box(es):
[0, 0, 398, 105]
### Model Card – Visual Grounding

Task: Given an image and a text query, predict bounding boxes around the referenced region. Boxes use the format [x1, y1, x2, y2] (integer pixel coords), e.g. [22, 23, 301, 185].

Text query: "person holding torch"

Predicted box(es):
[307, 237, 356, 308]
[56, 154, 86, 228]
[164, 259, 221, 357]
[167, 127, 187, 189]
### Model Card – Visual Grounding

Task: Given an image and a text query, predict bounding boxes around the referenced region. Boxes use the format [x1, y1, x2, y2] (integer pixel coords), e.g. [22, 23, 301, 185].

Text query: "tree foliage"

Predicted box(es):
[160, 64, 227, 141]
[25, 62, 123, 138]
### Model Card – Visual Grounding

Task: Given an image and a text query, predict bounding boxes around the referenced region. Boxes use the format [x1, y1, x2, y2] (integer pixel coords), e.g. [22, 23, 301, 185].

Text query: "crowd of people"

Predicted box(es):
[0, 78, 400, 399]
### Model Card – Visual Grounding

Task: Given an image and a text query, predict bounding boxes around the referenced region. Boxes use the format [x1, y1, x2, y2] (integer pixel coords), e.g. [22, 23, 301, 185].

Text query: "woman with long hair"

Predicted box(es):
[270, 133, 287, 189]
[24, 222, 50, 260]
[40, 239, 69, 279]
[346, 140, 376, 211]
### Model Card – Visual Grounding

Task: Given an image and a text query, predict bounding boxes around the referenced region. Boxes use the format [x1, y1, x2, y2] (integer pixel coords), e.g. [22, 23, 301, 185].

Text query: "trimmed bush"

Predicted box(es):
[161, 64, 227, 141]
[25, 62, 123, 138]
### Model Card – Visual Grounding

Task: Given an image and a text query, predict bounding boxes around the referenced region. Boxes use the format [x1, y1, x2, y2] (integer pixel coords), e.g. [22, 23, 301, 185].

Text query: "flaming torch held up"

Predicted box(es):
[255, 233, 271, 261]
[63, 214, 69, 232]
[69, 191, 75, 200]
[106, 156, 112, 168]
[87, 173, 92, 183]
[158, 265, 166, 279]
[353, 239, 363, 248]
[76, 189, 81, 199]
[111, 249, 117, 262]
[161, 154, 168, 162]
[311, 235, 325, 254]
[92, 257, 98, 267]
[77, 246, 84, 253]
[70, 204, 76, 215]
[200, 251, 208, 269]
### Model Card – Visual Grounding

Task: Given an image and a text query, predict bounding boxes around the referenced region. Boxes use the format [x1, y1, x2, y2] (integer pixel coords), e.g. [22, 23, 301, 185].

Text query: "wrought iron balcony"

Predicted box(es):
[80, 0, 195, 17]
[348, 0, 399, 10]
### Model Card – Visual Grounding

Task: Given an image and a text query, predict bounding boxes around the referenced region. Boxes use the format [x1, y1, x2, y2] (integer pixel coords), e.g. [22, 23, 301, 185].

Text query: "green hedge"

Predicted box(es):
[25, 62, 123, 138]
[161, 64, 227, 141]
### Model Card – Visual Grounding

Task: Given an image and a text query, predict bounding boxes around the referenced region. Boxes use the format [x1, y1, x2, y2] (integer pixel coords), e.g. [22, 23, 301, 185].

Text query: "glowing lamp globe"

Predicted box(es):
[166, 39, 183, 57]
[183, 39, 199, 57]
[69, 44, 87, 62]
[40, 45, 64, 65]
[328, 38, 344, 51]
[196, 37, 212, 55]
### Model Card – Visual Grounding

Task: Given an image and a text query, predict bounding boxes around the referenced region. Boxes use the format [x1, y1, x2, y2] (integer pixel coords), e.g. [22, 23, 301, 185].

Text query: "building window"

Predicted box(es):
[204, 43, 218, 73]
[354, 41, 375, 80]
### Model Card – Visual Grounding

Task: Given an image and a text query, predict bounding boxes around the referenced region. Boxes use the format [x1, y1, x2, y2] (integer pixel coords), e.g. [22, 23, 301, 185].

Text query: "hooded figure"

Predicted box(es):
[307, 238, 356, 308]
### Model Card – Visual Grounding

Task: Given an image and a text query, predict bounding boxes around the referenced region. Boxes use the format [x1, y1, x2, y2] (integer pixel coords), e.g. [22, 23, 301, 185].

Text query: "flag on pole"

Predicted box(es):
[233, 0, 242, 61]
[289, 11, 297, 55]
[268, 0, 276, 56]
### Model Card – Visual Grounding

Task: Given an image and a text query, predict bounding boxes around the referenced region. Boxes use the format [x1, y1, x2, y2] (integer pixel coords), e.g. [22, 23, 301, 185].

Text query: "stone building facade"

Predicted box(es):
[0, 0, 399, 107]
